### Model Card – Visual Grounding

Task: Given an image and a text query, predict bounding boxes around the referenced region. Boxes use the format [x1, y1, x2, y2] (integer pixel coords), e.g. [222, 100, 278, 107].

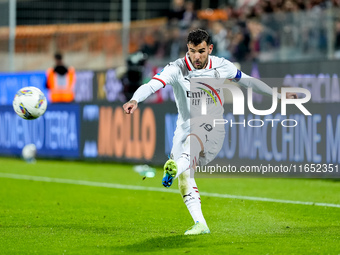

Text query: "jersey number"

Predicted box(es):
[199, 123, 212, 132]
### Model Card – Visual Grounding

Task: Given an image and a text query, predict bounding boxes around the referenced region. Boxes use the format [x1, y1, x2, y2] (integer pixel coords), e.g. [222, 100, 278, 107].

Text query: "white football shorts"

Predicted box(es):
[171, 116, 225, 166]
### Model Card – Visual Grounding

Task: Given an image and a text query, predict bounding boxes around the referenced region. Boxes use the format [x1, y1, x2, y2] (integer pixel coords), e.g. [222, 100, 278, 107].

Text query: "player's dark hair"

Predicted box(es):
[187, 29, 212, 46]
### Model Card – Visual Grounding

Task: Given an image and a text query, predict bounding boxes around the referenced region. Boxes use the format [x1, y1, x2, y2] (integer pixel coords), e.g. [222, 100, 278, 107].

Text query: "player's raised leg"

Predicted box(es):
[163, 134, 210, 235]
[162, 134, 202, 188]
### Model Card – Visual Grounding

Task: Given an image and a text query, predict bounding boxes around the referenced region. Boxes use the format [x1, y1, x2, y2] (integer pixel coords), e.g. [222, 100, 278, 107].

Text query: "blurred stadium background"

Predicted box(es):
[0, 1, 340, 253]
[1, 0, 340, 173]
[1, 0, 340, 71]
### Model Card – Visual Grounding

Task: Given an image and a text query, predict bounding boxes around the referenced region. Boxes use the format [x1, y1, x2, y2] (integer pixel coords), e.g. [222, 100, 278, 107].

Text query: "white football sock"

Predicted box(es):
[178, 170, 207, 227]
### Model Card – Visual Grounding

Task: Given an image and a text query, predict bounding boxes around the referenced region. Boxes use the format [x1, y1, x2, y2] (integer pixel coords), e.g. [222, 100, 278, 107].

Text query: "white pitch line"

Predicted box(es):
[0, 172, 339, 208]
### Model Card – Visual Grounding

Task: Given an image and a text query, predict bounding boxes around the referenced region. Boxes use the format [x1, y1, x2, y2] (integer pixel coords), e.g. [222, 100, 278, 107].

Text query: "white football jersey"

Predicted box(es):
[152, 53, 241, 126]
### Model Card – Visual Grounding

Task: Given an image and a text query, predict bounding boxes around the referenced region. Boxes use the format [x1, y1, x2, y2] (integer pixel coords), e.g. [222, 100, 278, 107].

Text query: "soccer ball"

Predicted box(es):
[13, 86, 47, 120]
[22, 144, 37, 163]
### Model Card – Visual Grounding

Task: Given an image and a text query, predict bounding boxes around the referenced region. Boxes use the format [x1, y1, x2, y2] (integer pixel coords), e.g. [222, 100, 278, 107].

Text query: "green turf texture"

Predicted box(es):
[0, 157, 339, 254]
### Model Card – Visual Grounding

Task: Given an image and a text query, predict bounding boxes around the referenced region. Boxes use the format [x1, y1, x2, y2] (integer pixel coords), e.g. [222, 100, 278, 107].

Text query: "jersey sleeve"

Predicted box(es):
[130, 79, 163, 103]
[218, 58, 241, 81]
[237, 72, 276, 97]
[152, 63, 179, 87]
[217, 58, 276, 98]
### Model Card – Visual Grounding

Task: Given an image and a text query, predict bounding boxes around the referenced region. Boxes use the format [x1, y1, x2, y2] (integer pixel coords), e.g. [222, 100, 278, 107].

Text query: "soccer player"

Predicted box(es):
[123, 29, 297, 235]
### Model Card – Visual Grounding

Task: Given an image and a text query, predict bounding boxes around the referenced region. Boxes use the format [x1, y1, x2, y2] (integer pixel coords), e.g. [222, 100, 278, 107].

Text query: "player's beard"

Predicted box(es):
[194, 57, 208, 69]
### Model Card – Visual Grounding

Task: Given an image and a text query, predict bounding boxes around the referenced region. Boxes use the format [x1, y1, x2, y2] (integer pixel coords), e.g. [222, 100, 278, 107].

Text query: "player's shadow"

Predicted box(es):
[115, 234, 201, 253]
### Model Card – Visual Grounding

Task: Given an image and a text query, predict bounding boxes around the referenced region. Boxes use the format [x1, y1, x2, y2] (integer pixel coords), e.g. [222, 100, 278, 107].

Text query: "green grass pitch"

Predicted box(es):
[0, 157, 339, 254]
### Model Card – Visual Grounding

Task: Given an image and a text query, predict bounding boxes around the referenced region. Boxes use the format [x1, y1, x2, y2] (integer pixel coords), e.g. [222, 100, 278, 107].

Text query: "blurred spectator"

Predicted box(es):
[121, 51, 148, 101]
[230, 22, 251, 61]
[46, 53, 76, 103]
[155, 28, 172, 58]
[334, 20, 340, 59]
[140, 0, 335, 64]
[180, 1, 197, 29]
[282, 0, 299, 12]
[211, 21, 231, 58]
[247, 20, 263, 60]
[168, 0, 185, 25]
[230, 31, 249, 61]
[141, 30, 160, 56]
[156, 27, 187, 60]
[197, 8, 229, 21]
[169, 27, 187, 59]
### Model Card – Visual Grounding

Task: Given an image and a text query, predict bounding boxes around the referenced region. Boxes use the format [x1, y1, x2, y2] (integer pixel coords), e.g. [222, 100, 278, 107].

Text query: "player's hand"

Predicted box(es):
[285, 92, 298, 99]
[123, 100, 138, 114]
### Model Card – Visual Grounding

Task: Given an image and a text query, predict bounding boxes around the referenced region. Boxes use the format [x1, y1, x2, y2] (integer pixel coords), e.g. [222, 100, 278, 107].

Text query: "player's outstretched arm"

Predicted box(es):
[122, 79, 164, 114]
[237, 72, 298, 99]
